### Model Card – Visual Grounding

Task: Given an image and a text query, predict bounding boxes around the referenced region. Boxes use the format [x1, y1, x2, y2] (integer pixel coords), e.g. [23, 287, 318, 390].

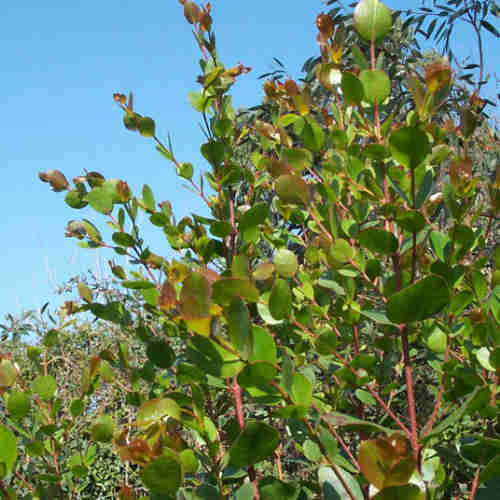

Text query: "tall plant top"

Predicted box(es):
[1, 0, 499, 499]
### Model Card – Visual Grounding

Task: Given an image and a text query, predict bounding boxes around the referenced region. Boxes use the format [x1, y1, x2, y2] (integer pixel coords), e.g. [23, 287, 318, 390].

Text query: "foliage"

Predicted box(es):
[2, 0, 500, 499]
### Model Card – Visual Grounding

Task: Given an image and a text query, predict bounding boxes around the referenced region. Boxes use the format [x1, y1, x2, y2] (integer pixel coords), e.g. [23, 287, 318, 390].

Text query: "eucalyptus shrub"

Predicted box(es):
[2, 0, 500, 498]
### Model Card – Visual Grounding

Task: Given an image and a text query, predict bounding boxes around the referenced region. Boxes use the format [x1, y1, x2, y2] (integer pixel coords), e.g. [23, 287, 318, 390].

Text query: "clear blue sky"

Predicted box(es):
[2, 1, 498, 322]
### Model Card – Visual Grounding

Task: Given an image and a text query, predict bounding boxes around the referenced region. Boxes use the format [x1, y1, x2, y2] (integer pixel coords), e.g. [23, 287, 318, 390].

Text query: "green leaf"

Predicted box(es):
[426, 327, 447, 353]
[212, 278, 259, 306]
[186, 336, 245, 379]
[359, 69, 391, 104]
[226, 297, 253, 360]
[137, 116, 156, 137]
[290, 373, 312, 407]
[82, 219, 102, 243]
[7, 391, 30, 420]
[33, 375, 57, 401]
[0, 359, 17, 388]
[142, 184, 155, 211]
[423, 387, 480, 440]
[136, 398, 182, 429]
[179, 162, 194, 180]
[238, 362, 277, 388]
[236, 482, 255, 500]
[89, 301, 132, 325]
[229, 421, 280, 468]
[316, 331, 337, 355]
[260, 479, 300, 500]
[276, 175, 310, 205]
[91, 415, 114, 443]
[330, 239, 355, 263]
[249, 326, 277, 364]
[373, 485, 425, 500]
[476, 347, 495, 372]
[146, 340, 176, 369]
[65, 189, 88, 209]
[430, 231, 450, 262]
[389, 127, 431, 170]
[324, 412, 393, 435]
[318, 465, 364, 500]
[396, 211, 426, 233]
[70, 399, 84, 417]
[386, 275, 450, 323]
[357, 228, 398, 255]
[274, 249, 298, 278]
[480, 455, 500, 484]
[142, 456, 183, 494]
[240, 202, 268, 231]
[0, 425, 17, 478]
[269, 279, 292, 320]
[87, 187, 114, 214]
[341, 72, 364, 105]
[121, 280, 155, 290]
[353, 0, 393, 44]
[112, 232, 136, 247]
[201, 141, 225, 167]
[302, 120, 326, 152]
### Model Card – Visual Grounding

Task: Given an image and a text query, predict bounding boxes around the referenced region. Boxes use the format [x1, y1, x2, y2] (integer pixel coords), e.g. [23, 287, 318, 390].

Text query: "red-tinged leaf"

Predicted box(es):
[159, 281, 177, 310]
[180, 273, 211, 319]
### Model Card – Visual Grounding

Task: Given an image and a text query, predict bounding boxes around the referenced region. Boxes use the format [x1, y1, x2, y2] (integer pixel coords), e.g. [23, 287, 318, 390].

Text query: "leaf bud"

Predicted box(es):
[38, 169, 70, 192]
[316, 13, 334, 38]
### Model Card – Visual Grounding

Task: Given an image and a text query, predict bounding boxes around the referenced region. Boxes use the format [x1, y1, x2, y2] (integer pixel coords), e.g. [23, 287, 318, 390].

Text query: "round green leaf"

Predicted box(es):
[353, 0, 393, 44]
[86, 186, 114, 214]
[269, 279, 292, 320]
[341, 72, 365, 105]
[359, 69, 391, 105]
[136, 398, 181, 429]
[137, 116, 156, 138]
[426, 327, 447, 354]
[229, 421, 280, 468]
[91, 415, 114, 443]
[0, 359, 17, 388]
[387, 275, 450, 324]
[389, 127, 431, 170]
[273, 249, 298, 278]
[65, 189, 88, 209]
[179, 162, 194, 180]
[0, 425, 17, 478]
[146, 340, 176, 369]
[141, 456, 183, 494]
[275, 175, 310, 205]
[357, 228, 398, 255]
[7, 391, 30, 420]
[33, 375, 57, 401]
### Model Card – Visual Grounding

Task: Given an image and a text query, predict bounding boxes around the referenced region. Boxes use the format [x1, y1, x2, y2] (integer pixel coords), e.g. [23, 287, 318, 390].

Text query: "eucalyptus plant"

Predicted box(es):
[1, 0, 500, 499]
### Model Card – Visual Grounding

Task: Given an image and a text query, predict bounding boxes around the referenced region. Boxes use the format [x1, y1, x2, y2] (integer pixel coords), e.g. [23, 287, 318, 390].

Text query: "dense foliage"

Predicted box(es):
[1, 0, 500, 499]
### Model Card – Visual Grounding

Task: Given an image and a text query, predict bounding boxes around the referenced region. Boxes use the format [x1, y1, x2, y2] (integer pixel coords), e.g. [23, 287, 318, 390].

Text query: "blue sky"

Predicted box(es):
[2, 1, 498, 323]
